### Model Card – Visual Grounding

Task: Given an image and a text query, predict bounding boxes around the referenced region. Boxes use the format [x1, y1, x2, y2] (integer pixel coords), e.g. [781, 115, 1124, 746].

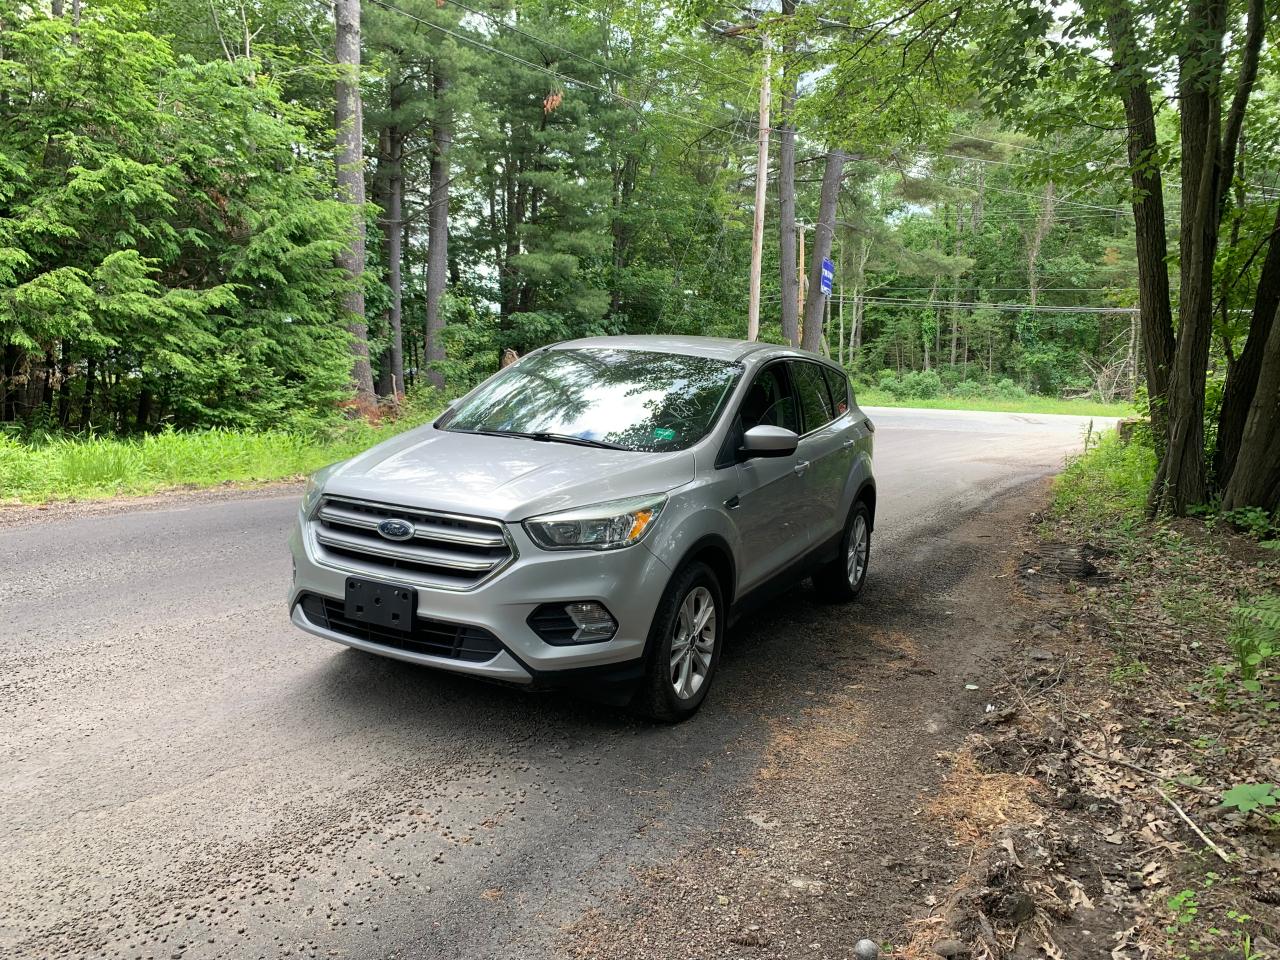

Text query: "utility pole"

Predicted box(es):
[747, 38, 772, 342]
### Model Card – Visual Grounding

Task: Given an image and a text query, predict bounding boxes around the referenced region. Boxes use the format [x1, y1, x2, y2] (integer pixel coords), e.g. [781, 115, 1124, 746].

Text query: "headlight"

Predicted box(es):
[301, 463, 340, 517]
[523, 494, 668, 551]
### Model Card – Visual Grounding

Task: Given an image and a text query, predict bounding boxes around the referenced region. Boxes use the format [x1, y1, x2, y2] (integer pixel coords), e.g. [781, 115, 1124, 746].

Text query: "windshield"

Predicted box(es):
[439, 348, 742, 453]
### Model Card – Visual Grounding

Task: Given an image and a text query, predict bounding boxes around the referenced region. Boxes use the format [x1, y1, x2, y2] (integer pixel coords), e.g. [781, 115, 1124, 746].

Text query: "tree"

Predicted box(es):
[801, 149, 845, 351]
[335, 0, 376, 409]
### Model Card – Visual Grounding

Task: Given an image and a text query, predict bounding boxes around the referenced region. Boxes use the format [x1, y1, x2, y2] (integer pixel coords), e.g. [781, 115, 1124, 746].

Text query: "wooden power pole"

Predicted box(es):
[747, 39, 772, 342]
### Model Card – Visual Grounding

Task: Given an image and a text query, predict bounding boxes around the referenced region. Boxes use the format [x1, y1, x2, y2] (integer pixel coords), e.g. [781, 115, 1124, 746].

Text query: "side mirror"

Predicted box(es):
[740, 424, 798, 460]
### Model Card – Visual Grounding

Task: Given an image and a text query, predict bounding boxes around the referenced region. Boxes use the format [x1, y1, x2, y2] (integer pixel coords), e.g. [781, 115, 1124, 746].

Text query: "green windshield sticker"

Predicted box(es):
[653, 427, 676, 441]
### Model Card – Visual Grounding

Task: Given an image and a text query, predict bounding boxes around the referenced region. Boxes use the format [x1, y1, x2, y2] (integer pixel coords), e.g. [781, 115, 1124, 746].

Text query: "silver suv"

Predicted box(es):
[289, 335, 875, 720]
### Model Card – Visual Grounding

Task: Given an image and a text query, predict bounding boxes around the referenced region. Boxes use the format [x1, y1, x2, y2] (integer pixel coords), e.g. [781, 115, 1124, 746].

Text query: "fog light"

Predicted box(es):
[564, 601, 617, 642]
[527, 601, 618, 645]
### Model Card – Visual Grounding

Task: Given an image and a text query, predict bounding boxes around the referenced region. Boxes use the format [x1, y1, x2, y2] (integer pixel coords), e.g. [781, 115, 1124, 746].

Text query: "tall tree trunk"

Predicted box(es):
[1216, 201, 1280, 486]
[425, 69, 451, 388]
[1221, 302, 1280, 512]
[80, 354, 96, 430]
[373, 126, 393, 397]
[57, 343, 71, 427]
[801, 150, 845, 352]
[335, 0, 376, 410]
[776, 0, 799, 346]
[1025, 181, 1055, 308]
[375, 73, 406, 400]
[1149, 0, 1230, 514]
[1102, 1, 1176, 445]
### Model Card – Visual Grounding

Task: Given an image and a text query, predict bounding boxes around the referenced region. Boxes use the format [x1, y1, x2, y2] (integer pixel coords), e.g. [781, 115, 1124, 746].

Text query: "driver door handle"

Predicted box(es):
[842, 438, 855, 449]
[793, 460, 810, 476]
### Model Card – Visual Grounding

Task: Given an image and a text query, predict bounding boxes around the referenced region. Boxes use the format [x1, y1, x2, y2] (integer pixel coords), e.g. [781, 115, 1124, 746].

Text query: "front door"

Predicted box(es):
[728, 363, 809, 594]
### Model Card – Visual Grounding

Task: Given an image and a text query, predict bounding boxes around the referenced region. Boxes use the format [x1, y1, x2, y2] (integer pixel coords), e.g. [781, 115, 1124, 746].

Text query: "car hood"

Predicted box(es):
[324, 425, 695, 521]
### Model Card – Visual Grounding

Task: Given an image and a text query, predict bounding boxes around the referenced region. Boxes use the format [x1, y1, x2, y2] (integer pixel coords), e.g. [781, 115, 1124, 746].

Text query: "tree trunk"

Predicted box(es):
[775, 0, 799, 346]
[375, 73, 406, 400]
[1026, 181, 1055, 308]
[424, 69, 451, 389]
[1102, 2, 1176, 445]
[334, 0, 376, 410]
[801, 150, 845, 352]
[1149, 0, 1229, 515]
[1221, 302, 1280, 512]
[1216, 201, 1280, 486]
[80, 354, 95, 430]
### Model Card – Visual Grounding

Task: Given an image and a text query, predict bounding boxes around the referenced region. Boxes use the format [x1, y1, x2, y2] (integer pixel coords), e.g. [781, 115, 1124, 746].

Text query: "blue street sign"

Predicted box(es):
[820, 258, 835, 296]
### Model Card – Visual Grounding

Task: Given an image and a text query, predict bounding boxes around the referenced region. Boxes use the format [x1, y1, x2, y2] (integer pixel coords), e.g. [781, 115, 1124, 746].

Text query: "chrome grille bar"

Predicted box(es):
[310, 496, 514, 590]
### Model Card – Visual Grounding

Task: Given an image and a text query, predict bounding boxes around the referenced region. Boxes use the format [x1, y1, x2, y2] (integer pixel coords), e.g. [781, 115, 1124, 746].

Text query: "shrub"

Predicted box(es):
[995, 378, 1027, 400]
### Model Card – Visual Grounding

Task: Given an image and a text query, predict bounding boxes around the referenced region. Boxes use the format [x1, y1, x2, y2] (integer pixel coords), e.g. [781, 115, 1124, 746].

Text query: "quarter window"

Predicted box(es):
[822, 366, 851, 416]
[790, 361, 835, 432]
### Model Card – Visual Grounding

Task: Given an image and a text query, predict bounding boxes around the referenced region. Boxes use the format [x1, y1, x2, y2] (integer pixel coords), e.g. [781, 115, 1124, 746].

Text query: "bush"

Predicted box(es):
[995, 378, 1028, 400]
[901, 370, 943, 399]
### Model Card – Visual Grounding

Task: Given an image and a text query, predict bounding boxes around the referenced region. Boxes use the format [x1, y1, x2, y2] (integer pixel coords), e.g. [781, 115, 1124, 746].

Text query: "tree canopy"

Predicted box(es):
[1, 0, 1277, 511]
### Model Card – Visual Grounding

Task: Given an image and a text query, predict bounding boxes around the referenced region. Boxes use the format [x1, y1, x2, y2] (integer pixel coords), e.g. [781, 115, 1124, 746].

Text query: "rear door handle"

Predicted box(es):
[793, 460, 810, 476]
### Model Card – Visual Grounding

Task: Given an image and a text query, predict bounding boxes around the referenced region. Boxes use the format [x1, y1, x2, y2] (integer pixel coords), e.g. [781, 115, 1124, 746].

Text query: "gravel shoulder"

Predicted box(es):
[558, 482, 1049, 959]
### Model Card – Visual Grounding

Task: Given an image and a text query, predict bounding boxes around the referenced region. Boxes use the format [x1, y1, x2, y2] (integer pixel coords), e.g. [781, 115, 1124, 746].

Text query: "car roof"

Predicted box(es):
[550, 334, 834, 366]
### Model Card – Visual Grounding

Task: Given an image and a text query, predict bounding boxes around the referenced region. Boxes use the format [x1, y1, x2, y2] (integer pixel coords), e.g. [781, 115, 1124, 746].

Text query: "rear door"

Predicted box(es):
[726, 363, 810, 593]
[788, 360, 850, 547]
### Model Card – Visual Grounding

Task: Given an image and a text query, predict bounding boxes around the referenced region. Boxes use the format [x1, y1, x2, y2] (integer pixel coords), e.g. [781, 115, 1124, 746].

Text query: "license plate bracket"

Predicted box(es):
[344, 577, 414, 632]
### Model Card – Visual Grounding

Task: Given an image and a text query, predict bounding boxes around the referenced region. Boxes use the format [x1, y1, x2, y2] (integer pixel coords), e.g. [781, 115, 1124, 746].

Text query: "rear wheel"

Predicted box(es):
[814, 500, 871, 602]
[634, 562, 724, 722]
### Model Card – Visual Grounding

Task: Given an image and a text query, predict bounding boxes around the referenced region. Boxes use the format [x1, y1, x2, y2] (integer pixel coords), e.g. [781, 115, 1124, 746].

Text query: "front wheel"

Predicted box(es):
[814, 501, 872, 602]
[634, 562, 724, 722]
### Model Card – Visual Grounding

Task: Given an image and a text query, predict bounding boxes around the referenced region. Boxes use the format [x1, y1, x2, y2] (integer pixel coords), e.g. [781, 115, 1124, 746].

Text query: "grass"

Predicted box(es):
[1052, 429, 1157, 525]
[856, 388, 1135, 417]
[0, 395, 446, 504]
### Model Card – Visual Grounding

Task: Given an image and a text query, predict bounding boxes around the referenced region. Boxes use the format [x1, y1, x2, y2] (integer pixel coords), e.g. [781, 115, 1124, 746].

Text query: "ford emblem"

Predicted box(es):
[377, 518, 415, 541]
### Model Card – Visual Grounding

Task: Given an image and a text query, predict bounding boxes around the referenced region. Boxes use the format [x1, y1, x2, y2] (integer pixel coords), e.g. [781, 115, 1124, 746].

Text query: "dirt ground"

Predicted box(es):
[558, 481, 1280, 960]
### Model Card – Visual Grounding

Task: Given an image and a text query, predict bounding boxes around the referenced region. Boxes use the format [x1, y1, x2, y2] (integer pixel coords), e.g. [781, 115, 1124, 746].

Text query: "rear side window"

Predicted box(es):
[822, 366, 851, 417]
[791, 361, 835, 433]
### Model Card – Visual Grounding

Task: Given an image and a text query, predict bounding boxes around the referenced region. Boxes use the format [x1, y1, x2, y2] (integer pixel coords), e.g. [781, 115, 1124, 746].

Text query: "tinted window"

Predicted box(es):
[440, 348, 741, 452]
[822, 366, 851, 417]
[791, 361, 834, 432]
[739, 364, 799, 434]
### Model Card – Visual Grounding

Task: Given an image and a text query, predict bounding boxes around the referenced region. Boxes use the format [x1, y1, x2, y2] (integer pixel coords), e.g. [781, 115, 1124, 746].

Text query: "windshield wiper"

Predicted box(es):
[468, 429, 625, 450]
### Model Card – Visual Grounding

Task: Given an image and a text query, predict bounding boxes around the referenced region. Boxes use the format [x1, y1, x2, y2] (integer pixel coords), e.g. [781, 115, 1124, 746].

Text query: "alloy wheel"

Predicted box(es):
[846, 515, 869, 587]
[669, 585, 716, 700]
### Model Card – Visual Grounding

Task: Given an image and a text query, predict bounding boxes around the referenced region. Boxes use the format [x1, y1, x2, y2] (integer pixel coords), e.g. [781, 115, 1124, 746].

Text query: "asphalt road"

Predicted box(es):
[0, 408, 1111, 960]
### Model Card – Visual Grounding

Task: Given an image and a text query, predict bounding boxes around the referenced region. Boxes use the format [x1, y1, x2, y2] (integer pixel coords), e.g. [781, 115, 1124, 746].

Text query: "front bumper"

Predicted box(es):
[287, 510, 671, 684]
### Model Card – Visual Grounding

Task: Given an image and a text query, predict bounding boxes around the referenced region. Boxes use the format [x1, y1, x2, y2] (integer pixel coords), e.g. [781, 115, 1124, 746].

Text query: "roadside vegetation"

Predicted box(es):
[4, 0, 1276, 517]
[857, 370, 1133, 416]
[1025, 429, 1279, 956]
[0, 391, 445, 503]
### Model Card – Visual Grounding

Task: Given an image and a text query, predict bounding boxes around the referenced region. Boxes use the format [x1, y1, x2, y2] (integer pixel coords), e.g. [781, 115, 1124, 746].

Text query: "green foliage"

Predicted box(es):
[1228, 596, 1280, 687]
[1, 3, 353, 432]
[1219, 783, 1279, 816]
[0, 389, 446, 503]
[1053, 430, 1157, 525]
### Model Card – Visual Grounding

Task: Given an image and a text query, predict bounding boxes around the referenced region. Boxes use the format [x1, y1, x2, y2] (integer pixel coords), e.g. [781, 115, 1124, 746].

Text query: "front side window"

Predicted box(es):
[439, 348, 742, 452]
[738, 364, 800, 434]
[790, 361, 835, 432]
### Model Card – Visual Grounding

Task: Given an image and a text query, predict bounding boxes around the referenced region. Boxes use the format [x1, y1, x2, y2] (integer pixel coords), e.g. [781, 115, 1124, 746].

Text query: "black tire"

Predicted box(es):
[813, 500, 872, 602]
[633, 562, 725, 722]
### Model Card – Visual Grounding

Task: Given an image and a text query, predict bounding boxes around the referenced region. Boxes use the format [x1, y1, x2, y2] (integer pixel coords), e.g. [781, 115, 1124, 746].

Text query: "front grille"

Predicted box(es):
[299, 594, 503, 663]
[311, 496, 513, 590]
